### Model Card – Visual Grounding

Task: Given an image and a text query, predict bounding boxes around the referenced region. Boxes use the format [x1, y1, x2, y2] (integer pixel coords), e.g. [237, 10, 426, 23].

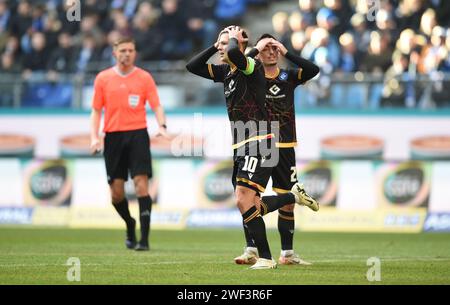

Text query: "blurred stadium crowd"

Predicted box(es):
[0, 0, 449, 108]
[276, 0, 450, 108]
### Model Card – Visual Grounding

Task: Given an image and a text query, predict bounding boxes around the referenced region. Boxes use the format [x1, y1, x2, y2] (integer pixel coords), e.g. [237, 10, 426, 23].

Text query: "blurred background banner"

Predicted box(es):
[297, 160, 338, 207]
[0, 156, 448, 232]
[1, 113, 449, 159]
[376, 161, 431, 209]
[0, 0, 450, 233]
[22, 159, 73, 207]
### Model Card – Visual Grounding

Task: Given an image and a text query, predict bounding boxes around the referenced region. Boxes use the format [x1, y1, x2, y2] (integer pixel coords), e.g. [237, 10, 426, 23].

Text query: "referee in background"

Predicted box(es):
[90, 37, 169, 251]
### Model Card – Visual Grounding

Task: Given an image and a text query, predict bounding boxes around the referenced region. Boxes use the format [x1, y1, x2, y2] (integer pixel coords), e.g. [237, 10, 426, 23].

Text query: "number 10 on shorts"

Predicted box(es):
[242, 156, 258, 173]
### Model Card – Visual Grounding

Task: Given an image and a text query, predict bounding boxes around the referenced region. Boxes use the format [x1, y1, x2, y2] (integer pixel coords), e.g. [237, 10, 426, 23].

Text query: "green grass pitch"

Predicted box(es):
[0, 227, 449, 285]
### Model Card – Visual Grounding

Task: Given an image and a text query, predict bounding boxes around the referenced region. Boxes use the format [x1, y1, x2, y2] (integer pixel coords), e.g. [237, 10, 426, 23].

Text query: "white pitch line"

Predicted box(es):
[313, 258, 450, 263]
[0, 261, 210, 268]
[0, 257, 449, 268]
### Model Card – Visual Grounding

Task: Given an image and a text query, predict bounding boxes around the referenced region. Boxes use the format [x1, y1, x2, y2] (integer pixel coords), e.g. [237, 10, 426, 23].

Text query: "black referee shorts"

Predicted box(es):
[103, 128, 152, 184]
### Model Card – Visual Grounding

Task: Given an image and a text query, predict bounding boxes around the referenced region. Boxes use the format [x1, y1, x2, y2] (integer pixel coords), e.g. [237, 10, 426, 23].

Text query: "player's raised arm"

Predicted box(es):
[271, 39, 320, 83]
[185, 44, 218, 79]
[226, 26, 253, 73]
[246, 37, 274, 58]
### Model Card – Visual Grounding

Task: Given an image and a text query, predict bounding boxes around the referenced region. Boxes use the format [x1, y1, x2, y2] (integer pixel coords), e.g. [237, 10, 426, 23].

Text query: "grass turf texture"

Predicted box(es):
[0, 227, 449, 285]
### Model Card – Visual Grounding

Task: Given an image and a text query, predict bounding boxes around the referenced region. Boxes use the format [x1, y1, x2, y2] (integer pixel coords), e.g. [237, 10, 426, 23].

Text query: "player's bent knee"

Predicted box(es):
[110, 188, 125, 203]
[111, 194, 125, 204]
[133, 176, 149, 197]
[134, 185, 149, 198]
[280, 203, 295, 212]
[235, 186, 257, 212]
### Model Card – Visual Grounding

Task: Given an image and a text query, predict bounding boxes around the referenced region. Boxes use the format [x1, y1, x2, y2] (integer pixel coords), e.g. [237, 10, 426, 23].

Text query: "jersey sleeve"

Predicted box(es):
[288, 68, 306, 86]
[146, 73, 161, 110]
[92, 74, 105, 110]
[241, 57, 256, 75]
[245, 47, 259, 59]
[285, 52, 320, 85]
[227, 38, 255, 75]
[186, 45, 222, 81]
[208, 64, 228, 83]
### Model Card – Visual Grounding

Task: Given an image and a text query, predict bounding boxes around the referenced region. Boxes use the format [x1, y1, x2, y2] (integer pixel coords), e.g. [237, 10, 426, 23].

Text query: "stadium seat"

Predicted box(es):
[368, 84, 384, 109]
[330, 84, 367, 109]
[329, 84, 345, 108]
[21, 83, 73, 108]
[0, 90, 14, 107]
[214, 0, 247, 21]
[346, 84, 367, 108]
[82, 85, 95, 110]
[294, 86, 317, 109]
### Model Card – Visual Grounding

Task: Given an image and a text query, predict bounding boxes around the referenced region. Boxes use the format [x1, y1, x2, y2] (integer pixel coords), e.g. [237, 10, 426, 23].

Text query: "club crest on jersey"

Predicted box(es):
[269, 84, 281, 95]
[279, 71, 288, 81]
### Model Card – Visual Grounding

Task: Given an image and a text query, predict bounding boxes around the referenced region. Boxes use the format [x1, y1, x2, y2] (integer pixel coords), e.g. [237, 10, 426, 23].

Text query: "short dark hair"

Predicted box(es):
[256, 33, 277, 44]
[113, 37, 136, 48]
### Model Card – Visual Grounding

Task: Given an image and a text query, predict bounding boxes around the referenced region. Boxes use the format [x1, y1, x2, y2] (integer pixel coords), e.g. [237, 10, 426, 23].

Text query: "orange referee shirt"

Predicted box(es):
[92, 66, 161, 132]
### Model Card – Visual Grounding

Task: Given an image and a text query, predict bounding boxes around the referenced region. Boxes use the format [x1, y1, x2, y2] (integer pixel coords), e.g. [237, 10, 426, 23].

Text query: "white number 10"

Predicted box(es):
[243, 156, 258, 173]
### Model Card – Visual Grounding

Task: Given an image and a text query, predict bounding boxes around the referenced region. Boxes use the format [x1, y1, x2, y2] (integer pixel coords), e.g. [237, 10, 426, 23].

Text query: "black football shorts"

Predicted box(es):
[103, 128, 152, 184]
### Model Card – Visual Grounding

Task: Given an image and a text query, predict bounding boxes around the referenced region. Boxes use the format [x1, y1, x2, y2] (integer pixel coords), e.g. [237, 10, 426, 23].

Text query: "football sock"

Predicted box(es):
[281, 250, 294, 257]
[243, 220, 257, 248]
[138, 195, 152, 245]
[112, 197, 133, 225]
[278, 210, 295, 250]
[259, 193, 295, 216]
[242, 206, 272, 259]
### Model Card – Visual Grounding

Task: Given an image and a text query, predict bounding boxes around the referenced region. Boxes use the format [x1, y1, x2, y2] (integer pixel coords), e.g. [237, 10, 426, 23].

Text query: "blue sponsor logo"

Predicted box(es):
[187, 209, 242, 227]
[279, 72, 288, 81]
[423, 213, 450, 232]
[0, 207, 33, 224]
[151, 211, 185, 225]
[384, 214, 421, 227]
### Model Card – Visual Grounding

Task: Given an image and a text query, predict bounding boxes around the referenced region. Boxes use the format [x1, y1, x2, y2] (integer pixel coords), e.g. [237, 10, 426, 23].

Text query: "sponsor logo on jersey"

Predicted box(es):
[225, 79, 236, 97]
[269, 84, 281, 95]
[279, 71, 288, 81]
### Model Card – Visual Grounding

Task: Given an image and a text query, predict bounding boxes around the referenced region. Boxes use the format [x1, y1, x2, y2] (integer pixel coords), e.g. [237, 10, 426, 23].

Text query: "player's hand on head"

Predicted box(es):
[256, 37, 273, 52]
[225, 25, 236, 32]
[270, 39, 288, 56]
[228, 26, 247, 44]
[227, 26, 240, 39]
